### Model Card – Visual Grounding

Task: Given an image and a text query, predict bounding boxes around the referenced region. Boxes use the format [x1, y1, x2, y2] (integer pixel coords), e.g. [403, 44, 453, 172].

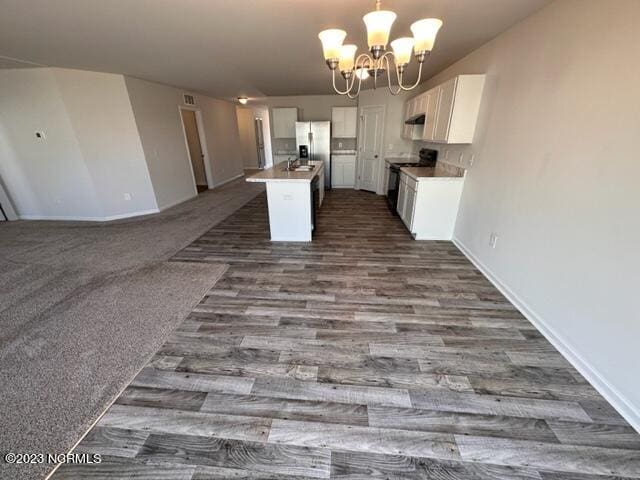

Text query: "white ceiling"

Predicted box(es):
[0, 0, 551, 99]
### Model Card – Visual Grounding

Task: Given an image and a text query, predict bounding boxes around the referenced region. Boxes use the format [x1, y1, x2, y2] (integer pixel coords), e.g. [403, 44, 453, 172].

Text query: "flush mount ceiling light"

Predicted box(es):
[237, 97, 248, 105]
[318, 0, 442, 98]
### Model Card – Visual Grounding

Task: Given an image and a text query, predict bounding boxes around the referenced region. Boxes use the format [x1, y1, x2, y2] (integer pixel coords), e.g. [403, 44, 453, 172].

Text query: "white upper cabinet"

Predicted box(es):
[422, 88, 438, 141]
[331, 107, 358, 138]
[404, 74, 486, 144]
[272, 108, 298, 138]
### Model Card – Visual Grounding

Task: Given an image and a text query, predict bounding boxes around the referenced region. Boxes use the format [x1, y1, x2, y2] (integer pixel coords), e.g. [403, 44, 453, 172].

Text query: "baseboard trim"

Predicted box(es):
[452, 236, 640, 433]
[19, 208, 160, 222]
[212, 173, 244, 189]
[158, 194, 197, 212]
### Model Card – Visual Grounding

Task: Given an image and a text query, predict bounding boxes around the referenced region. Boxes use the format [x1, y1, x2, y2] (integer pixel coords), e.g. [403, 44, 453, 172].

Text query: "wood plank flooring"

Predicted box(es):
[52, 190, 640, 479]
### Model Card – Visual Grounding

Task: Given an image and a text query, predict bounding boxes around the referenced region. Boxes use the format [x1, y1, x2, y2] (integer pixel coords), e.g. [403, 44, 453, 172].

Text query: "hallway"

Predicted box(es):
[53, 189, 640, 479]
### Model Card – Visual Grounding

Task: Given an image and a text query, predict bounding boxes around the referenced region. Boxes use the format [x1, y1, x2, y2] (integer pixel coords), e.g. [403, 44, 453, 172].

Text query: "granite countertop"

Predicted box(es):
[400, 166, 465, 181]
[246, 161, 323, 183]
[385, 156, 419, 164]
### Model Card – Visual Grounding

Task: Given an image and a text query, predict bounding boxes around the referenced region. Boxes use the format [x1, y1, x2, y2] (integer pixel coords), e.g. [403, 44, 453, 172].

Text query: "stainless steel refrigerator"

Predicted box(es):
[295, 121, 331, 189]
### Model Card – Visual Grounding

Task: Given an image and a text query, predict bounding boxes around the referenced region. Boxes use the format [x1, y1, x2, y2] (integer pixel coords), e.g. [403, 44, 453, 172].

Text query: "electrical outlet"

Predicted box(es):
[388, 143, 394, 150]
[469, 154, 475, 166]
[338, 142, 342, 148]
[458, 152, 465, 164]
[124, 193, 132, 201]
[444, 149, 449, 160]
[489, 233, 498, 249]
[285, 143, 289, 149]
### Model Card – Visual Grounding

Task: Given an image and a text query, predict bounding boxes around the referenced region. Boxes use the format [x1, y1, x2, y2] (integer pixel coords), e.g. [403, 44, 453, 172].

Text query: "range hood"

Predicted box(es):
[405, 114, 425, 125]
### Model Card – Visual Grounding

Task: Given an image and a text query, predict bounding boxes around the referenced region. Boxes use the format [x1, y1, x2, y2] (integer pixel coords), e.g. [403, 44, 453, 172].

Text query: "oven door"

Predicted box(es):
[387, 166, 400, 214]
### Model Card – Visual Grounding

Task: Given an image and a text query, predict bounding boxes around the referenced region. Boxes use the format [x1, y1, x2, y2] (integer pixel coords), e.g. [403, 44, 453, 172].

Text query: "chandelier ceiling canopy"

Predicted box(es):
[318, 0, 443, 98]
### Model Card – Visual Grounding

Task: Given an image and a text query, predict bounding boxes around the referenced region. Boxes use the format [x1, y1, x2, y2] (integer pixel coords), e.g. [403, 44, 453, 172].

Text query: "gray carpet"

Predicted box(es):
[0, 178, 264, 480]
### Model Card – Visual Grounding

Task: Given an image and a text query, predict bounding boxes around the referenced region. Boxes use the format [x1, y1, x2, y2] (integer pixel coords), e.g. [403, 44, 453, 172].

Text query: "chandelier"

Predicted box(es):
[318, 0, 443, 98]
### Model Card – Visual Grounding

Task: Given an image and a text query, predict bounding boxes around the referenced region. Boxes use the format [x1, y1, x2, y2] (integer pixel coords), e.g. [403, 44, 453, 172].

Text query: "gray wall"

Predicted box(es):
[419, 0, 640, 428]
[0, 68, 157, 220]
[125, 77, 246, 210]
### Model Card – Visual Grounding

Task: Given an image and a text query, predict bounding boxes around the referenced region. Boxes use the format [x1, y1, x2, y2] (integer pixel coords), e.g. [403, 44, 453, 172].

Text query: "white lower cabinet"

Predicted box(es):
[331, 154, 356, 188]
[396, 171, 464, 240]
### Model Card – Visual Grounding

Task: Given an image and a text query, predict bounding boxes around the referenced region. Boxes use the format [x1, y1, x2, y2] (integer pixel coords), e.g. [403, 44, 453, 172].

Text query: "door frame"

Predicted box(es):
[356, 104, 386, 193]
[178, 106, 214, 191]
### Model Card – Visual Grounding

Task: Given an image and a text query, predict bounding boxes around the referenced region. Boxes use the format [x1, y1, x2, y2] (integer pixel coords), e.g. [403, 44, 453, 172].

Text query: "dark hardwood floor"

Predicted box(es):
[53, 190, 640, 479]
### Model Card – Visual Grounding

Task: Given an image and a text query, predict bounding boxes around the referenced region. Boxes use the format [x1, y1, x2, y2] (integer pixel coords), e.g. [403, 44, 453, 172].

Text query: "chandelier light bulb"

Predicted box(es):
[390, 37, 414, 66]
[362, 10, 396, 51]
[355, 67, 370, 80]
[410, 18, 443, 54]
[338, 44, 358, 73]
[237, 97, 248, 105]
[318, 29, 347, 63]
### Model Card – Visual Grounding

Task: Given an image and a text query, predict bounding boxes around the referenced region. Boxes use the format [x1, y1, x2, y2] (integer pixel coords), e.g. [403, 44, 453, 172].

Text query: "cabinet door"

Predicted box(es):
[417, 93, 428, 115]
[404, 185, 416, 230]
[331, 161, 343, 187]
[343, 158, 356, 187]
[272, 108, 298, 138]
[344, 107, 358, 137]
[422, 88, 439, 141]
[434, 78, 457, 142]
[331, 107, 345, 137]
[397, 178, 407, 219]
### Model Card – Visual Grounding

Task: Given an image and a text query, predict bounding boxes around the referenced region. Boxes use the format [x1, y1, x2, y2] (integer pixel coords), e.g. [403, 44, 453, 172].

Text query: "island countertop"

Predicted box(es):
[246, 161, 323, 183]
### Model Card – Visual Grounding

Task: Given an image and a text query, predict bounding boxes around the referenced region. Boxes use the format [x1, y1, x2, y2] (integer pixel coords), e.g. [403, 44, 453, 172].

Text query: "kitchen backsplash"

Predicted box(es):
[271, 138, 296, 153]
[331, 138, 357, 151]
[436, 161, 465, 177]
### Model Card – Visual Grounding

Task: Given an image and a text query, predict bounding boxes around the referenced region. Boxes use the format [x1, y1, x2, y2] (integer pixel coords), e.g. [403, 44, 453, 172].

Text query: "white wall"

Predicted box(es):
[0, 68, 157, 220]
[125, 77, 245, 209]
[54, 69, 157, 218]
[0, 69, 105, 220]
[418, 0, 640, 428]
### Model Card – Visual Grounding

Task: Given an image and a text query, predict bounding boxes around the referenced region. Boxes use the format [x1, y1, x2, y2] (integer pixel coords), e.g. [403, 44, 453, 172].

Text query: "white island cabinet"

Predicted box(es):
[246, 161, 323, 242]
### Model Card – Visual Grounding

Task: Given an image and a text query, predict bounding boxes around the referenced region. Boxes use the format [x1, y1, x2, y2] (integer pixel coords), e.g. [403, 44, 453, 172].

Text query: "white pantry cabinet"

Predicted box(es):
[272, 108, 298, 138]
[396, 170, 464, 240]
[331, 107, 358, 138]
[403, 74, 486, 144]
[331, 154, 356, 188]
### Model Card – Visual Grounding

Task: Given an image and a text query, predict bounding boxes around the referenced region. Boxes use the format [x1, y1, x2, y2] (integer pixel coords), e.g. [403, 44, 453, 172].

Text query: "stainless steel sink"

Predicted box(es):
[282, 165, 315, 172]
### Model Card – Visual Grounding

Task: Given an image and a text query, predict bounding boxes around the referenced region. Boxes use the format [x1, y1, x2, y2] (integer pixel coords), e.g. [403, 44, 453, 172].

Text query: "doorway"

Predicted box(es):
[254, 116, 266, 169]
[180, 108, 210, 193]
[357, 105, 385, 193]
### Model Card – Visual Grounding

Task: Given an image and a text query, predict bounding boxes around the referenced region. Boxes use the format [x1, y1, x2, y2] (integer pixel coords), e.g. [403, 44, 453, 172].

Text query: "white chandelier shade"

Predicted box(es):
[362, 10, 397, 48]
[318, 0, 443, 98]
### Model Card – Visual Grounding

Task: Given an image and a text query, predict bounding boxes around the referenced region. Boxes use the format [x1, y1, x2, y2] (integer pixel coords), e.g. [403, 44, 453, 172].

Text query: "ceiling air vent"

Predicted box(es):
[183, 94, 195, 106]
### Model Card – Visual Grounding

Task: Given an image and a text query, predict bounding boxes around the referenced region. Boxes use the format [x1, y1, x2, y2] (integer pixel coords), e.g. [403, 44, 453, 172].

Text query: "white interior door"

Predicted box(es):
[358, 105, 384, 193]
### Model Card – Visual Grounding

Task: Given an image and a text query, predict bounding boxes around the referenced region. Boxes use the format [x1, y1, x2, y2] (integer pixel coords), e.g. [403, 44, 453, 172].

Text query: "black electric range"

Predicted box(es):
[386, 148, 438, 213]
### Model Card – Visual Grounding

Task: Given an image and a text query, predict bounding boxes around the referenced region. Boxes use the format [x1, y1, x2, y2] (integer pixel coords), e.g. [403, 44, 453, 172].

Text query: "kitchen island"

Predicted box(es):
[246, 160, 324, 242]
